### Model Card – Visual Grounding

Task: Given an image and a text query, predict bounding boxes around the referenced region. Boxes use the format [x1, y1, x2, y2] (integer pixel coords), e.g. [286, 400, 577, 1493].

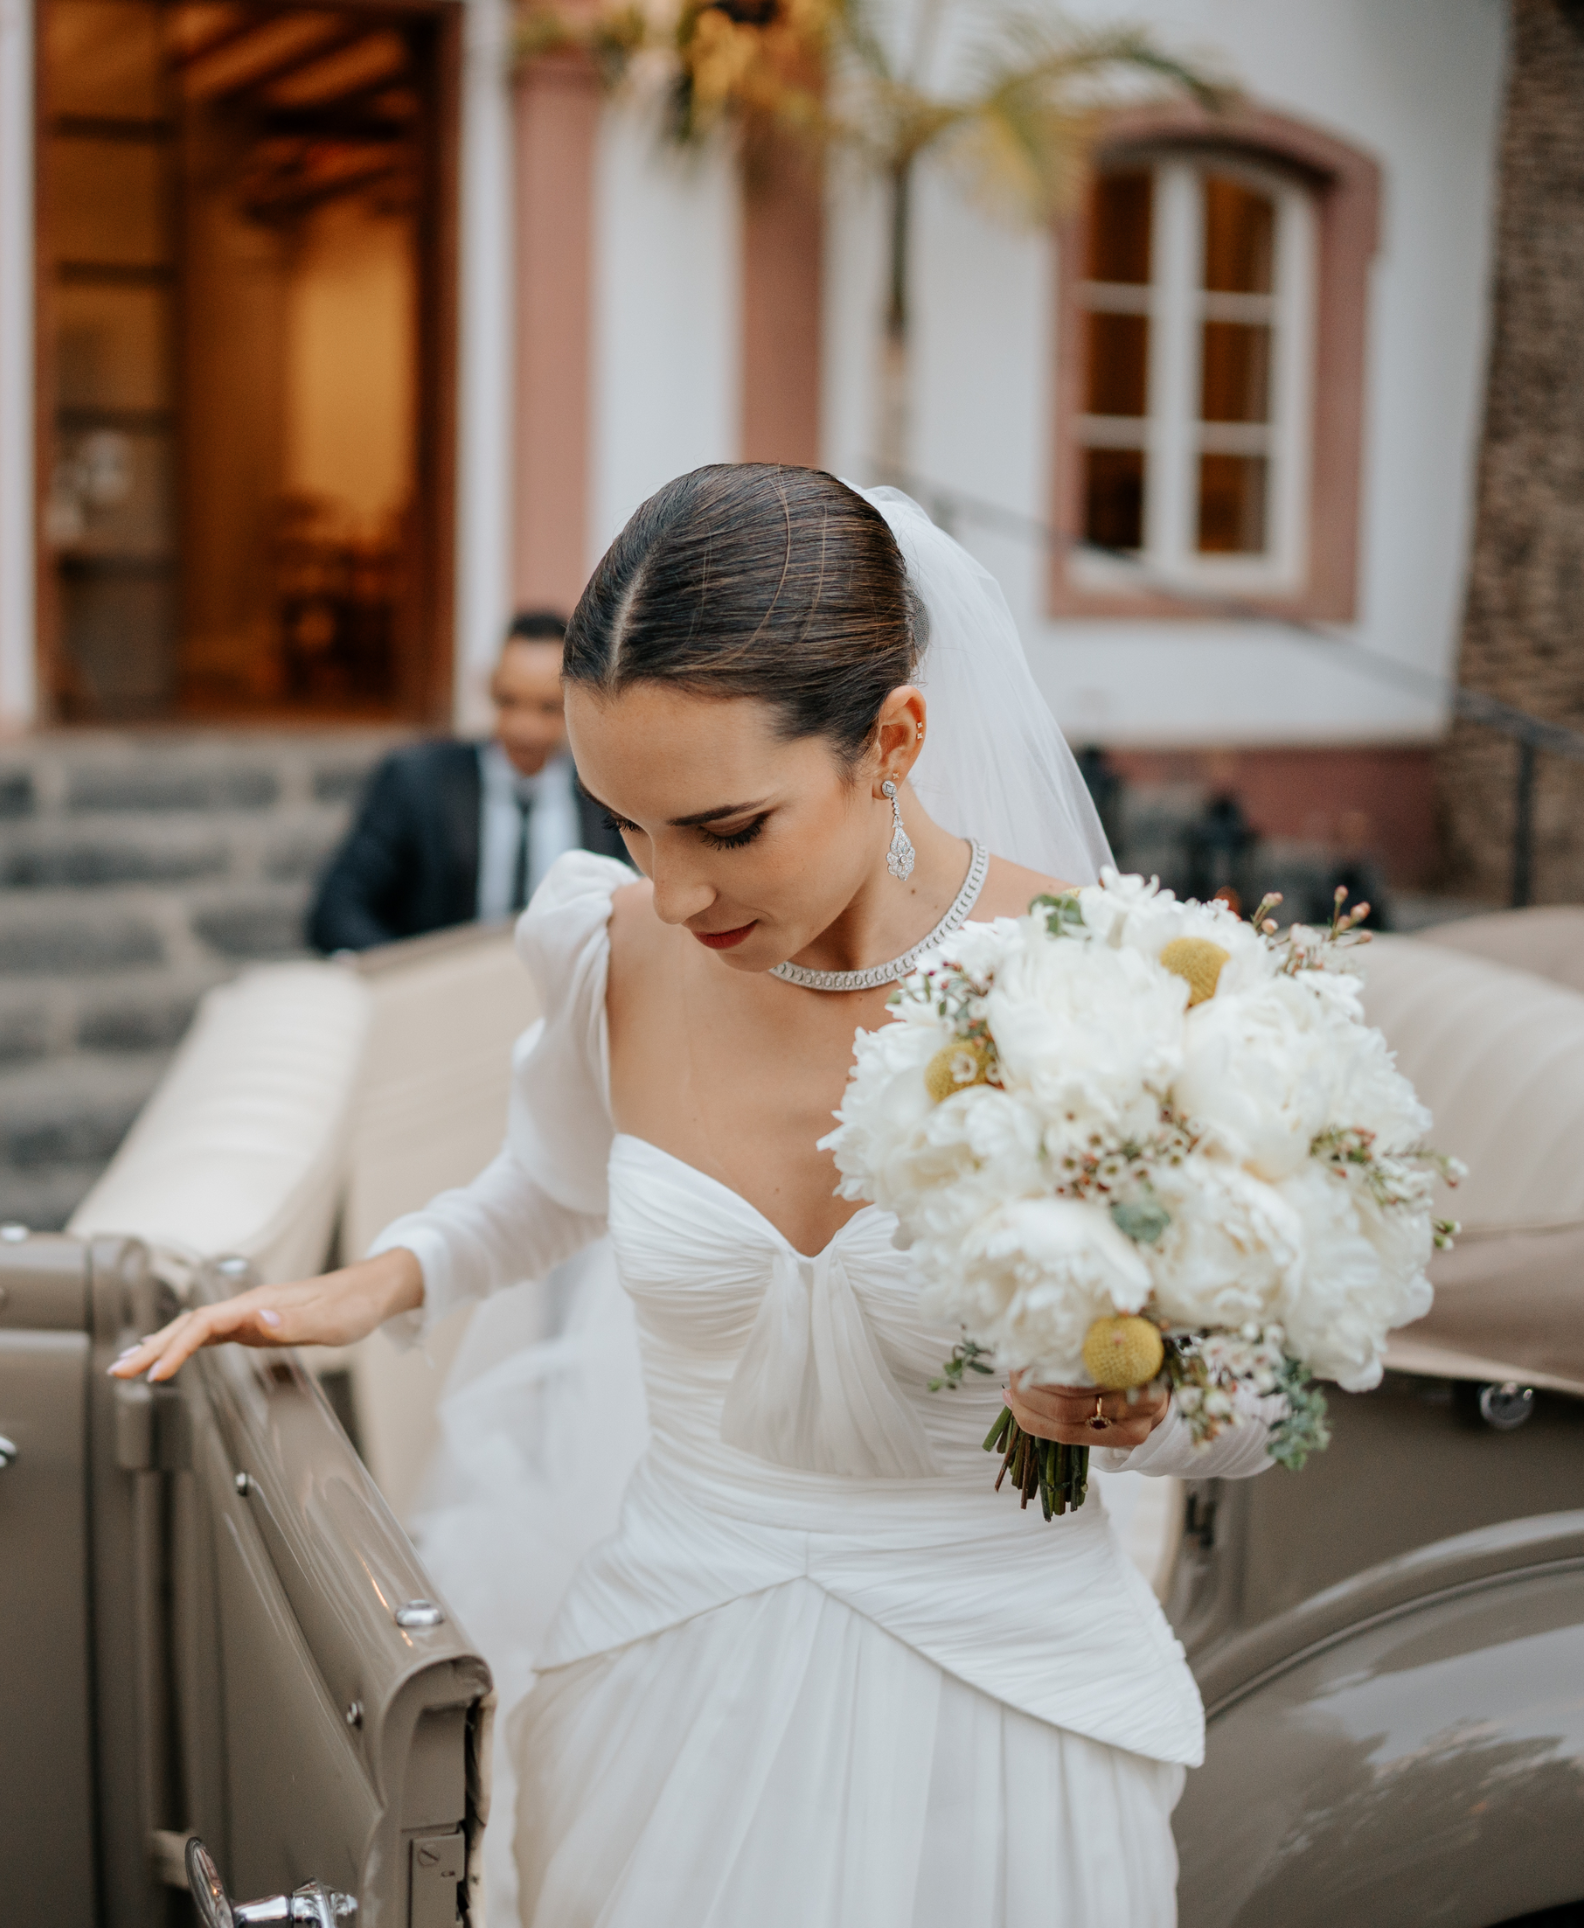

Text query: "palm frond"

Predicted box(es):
[942, 17, 1233, 222]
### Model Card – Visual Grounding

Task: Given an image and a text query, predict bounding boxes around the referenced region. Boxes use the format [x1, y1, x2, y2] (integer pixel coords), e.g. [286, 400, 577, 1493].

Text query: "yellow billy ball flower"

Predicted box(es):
[1159, 936, 1231, 1007]
[924, 1037, 994, 1104]
[1082, 1315, 1166, 1390]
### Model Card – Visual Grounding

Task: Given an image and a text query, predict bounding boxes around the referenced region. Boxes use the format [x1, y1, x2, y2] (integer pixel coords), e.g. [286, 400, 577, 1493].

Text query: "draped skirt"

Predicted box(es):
[510, 1576, 1185, 1928]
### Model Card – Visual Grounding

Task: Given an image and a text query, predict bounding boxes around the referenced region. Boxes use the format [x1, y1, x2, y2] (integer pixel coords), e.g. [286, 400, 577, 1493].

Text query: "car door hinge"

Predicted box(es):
[409, 1829, 466, 1928]
[115, 1377, 192, 1472]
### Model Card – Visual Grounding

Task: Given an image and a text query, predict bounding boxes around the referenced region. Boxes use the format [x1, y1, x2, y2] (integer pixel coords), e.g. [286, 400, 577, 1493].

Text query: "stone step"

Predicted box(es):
[0, 727, 405, 1231]
[0, 1051, 172, 1229]
[0, 805, 349, 890]
[0, 963, 231, 1065]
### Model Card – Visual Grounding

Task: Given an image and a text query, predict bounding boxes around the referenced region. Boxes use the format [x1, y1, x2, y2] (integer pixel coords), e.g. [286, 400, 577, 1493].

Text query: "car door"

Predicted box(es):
[0, 1228, 492, 1928]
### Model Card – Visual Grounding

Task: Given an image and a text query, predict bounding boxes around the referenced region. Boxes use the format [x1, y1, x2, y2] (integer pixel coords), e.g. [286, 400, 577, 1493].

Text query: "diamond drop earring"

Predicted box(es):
[882, 779, 915, 882]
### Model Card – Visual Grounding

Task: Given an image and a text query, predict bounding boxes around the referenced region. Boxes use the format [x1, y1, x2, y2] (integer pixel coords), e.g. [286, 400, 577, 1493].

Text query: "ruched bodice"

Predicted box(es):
[610, 1134, 992, 1481]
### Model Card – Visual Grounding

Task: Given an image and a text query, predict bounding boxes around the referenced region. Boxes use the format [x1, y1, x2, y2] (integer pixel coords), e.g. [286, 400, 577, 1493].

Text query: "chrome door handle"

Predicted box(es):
[186, 1837, 356, 1928]
[0, 1435, 16, 1469]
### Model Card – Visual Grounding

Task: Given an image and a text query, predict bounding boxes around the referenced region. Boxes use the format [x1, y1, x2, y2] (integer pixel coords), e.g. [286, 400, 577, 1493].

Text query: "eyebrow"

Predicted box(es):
[578, 787, 769, 829]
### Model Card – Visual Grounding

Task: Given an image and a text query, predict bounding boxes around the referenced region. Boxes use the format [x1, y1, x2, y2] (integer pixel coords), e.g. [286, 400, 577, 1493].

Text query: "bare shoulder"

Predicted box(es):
[975, 853, 1074, 921]
[607, 876, 661, 968]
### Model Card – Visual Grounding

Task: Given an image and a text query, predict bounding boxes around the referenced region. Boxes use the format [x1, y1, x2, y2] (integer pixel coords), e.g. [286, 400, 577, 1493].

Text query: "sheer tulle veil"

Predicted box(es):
[853, 485, 1113, 887]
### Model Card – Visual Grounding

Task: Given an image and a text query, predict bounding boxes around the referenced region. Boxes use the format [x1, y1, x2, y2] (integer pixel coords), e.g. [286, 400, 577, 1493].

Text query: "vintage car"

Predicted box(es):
[2, 908, 1581, 1927]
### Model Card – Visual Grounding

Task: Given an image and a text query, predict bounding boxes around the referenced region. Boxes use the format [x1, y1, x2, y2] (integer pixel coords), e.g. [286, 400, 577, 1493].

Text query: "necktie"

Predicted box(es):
[510, 792, 534, 912]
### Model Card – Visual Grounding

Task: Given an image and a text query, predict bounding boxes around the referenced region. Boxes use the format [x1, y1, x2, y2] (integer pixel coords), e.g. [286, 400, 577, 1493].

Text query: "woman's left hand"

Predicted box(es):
[1006, 1372, 1169, 1451]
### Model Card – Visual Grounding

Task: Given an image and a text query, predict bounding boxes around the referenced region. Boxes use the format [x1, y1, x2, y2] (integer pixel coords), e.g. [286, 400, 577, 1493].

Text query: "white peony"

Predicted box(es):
[1173, 974, 1342, 1181]
[1275, 1167, 1431, 1390]
[985, 928, 1186, 1145]
[1145, 1156, 1303, 1329]
[1318, 1014, 1433, 1151]
[885, 1086, 1049, 1253]
[1071, 868, 1170, 945]
[923, 1197, 1152, 1384]
[823, 1005, 946, 1207]
[924, 915, 1023, 984]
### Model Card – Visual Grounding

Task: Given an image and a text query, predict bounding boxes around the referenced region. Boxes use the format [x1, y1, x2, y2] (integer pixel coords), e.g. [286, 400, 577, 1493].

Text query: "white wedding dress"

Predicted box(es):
[375, 852, 1278, 1928]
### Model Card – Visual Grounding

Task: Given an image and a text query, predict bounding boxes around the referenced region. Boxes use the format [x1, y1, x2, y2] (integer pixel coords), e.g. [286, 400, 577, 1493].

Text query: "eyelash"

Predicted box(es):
[601, 811, 767, 852]
[700, 817, 766, 851]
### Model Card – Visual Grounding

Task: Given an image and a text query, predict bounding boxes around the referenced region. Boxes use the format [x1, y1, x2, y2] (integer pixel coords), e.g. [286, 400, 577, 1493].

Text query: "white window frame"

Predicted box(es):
[1070, 153, 1316, 598]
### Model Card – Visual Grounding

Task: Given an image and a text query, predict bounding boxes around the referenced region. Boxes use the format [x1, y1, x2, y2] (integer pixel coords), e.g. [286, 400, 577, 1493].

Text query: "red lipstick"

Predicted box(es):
[693, 922, 756, 951]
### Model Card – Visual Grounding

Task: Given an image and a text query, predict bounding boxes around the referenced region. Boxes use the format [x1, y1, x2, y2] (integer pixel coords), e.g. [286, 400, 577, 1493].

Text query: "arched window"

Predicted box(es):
[1051, 107, 1380, 620]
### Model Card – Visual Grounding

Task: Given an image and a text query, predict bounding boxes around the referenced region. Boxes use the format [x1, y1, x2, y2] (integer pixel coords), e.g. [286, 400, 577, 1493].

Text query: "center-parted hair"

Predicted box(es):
[562, 464, 926, 767]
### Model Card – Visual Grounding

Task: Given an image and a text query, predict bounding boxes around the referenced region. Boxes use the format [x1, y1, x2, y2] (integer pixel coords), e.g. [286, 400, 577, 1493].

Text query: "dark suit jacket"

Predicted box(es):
[307, 739, 625, 953]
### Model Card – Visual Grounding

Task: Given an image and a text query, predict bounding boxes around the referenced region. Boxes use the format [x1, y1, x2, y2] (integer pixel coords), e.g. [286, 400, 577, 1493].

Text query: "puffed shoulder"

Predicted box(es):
[514, 849, 637, 992]
[505, 849, 637, 1217]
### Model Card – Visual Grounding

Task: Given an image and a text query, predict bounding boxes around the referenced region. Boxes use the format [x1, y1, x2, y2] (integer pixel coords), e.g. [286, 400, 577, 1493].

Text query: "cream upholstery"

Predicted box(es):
[66, 922, 538, 1520]
[1359, 935, 1584, 1234]
[68, 963, 371, 1285]
[1421, 905, 1584, 995]
[340, 923, 540, 1520]
[1360, 934, 1584, 1394]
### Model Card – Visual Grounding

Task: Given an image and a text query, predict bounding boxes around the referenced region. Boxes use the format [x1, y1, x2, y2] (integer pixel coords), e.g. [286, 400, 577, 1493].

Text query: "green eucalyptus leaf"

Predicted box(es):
[1110, 1197, 1172, 1245]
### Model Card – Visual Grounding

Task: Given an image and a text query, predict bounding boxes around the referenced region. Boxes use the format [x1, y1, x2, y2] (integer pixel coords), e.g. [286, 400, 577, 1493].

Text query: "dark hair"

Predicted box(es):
[506, 608, 568, 644]
[562, 464, 925, 767]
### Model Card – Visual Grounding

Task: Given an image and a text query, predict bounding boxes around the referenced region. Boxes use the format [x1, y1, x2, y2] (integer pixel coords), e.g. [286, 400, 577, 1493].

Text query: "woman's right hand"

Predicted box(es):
[107, 1247, 426, 1384]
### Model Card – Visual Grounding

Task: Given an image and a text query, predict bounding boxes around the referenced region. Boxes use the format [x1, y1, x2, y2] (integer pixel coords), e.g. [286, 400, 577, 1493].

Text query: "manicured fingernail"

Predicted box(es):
[116, 1345, 139, 1360]
[258, 1308, 282, 1329]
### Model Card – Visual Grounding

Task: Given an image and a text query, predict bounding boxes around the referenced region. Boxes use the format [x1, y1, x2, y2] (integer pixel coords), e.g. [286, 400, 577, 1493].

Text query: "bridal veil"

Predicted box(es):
[854, 485, 1113, 886]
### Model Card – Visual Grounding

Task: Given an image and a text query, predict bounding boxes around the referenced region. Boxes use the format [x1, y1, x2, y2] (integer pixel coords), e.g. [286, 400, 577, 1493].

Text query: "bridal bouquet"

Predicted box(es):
[821, 873, 1460, 1520]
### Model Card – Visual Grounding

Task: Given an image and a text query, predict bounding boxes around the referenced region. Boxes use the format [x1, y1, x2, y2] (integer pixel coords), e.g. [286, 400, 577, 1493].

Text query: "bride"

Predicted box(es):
[116, 466, 1275, 1925]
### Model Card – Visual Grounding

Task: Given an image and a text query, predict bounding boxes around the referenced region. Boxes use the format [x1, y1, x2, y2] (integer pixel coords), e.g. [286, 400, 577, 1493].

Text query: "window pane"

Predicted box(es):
[1083, 447, 1145, 550]
[1197, 454, 1268, 553]
[1085, 311, 1149, 417]
[51, 138, 171, 268]
[1087, 171, 1152, 284]
[46, 1, 164, 119]
[57, 571, 177, 720]
[49, 427, 173, 559]
[54, 284, 172, 411]
[1202, 176, 1274, 294]
[1200, 321, 1271, 423]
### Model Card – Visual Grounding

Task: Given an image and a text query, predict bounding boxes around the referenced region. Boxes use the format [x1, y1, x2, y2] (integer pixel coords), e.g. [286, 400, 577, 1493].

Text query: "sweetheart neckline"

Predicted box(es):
[611, 1132, 884, 1265]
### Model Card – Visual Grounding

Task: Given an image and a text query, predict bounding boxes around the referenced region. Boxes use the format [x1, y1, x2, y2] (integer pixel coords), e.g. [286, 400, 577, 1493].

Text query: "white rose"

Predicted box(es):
[1275, 1167, 1430, 1390]
[1145, 1156, 1303, 1329]
[1173, 975, 1339, 1181]
[985, 934, 1186, 1141]
[924, 1197, 1152, 1383]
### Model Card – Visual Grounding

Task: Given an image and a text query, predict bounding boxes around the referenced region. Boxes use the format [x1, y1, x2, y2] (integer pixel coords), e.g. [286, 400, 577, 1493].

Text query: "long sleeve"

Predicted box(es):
[371, 1141, 604, 1342]
[1092, 1391, 1282, 1481]
[367, 849, 636, 1339]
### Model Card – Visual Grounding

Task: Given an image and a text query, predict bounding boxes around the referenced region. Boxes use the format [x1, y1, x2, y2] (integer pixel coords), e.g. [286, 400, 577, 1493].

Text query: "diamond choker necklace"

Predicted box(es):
[769, 842, 990, 992]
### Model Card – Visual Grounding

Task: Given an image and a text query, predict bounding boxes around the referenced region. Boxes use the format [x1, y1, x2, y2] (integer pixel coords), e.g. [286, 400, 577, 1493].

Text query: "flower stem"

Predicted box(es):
[981, 1418, 1092, 1520]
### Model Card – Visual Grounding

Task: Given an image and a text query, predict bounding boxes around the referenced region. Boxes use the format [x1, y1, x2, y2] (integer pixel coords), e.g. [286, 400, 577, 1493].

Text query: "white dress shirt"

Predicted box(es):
[475, 743, 583, 921]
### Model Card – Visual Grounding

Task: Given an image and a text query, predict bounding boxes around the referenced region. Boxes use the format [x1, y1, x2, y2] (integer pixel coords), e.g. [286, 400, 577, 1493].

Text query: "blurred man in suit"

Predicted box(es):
[308, 611, 625, 953]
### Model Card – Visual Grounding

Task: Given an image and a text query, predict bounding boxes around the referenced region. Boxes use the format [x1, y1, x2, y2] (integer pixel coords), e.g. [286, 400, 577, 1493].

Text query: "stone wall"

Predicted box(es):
[1438, 0, 1584, 905]
[0, 728, 405, 1228]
